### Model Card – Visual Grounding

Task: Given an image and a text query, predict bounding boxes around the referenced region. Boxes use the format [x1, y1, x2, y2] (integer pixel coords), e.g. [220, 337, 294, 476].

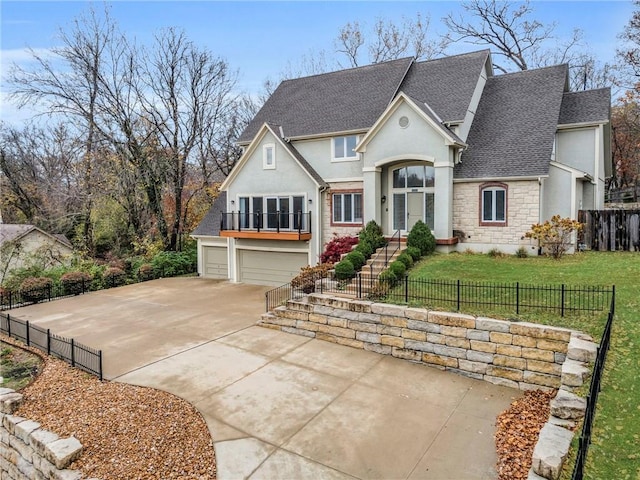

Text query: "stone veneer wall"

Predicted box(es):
[261, 293, 592, 392]
[0, 388, 88, 480]
[453, 180, 540, 250]
[261, 293, 599, 480]
[321, 181, 365, 248]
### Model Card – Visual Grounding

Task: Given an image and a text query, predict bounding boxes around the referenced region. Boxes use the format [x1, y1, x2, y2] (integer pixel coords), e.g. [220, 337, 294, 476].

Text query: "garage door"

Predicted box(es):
[203, 246, 228, 279]
[238, 250, 308, 286]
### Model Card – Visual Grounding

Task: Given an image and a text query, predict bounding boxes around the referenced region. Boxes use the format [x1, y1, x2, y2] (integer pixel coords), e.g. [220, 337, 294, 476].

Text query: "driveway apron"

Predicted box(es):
[8, 277, 522, 479]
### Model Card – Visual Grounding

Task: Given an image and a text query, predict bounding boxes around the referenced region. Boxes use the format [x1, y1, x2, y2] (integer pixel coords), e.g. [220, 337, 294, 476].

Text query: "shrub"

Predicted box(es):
[291, 264, 333, 293]
[103, 267, 126, 287]
[354, 239, 374, 258]
[334, 259, 356, 280]
[371, 269, 397, 297]
[320, 235, 359, 264]
[514, 246, 529, 258]
[389, 260, 406, 278]
[359, 220, 386, 250]
[397, 252, 414, 269]
[487, 248, 506, 258]
[406, 246, 421, 261]
[407, 220, 436, 256]
[525, 215, 583, 259]
[151, 250, 196, 277]
[60, 271, 92, 295]
[19, 277, 53, 303]
[345, 250, 366, 270]
[138, 263, 155, 280]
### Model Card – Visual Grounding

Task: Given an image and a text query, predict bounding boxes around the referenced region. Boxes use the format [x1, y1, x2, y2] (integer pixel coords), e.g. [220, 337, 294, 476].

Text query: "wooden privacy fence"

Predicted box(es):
[578, 210, 640, 251]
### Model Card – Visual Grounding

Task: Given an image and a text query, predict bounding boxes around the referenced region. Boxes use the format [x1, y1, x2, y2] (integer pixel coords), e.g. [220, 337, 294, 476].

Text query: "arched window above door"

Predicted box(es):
[392, 165, 435, 188]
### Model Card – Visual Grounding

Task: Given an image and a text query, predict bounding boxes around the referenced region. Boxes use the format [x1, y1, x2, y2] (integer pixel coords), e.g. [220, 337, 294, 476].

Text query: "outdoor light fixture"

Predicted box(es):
[230, 200, 235, 205]
[308, 198, 313, 204]
[381, 195, 387, 204]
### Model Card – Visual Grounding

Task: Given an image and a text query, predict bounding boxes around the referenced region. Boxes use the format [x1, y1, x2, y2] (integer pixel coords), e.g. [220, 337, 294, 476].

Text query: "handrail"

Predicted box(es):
[221, 211, 311, 233]
[368, 229, 402, 282]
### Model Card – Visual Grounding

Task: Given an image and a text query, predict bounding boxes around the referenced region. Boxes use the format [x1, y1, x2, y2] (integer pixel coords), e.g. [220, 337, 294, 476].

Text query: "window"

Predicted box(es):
[332, 192, 363, 224]
[239, 195, 304, 230]
[480, 184, 507, 225]
[392, 165, 434, 188]
[263, 144, 275, 169]
[332, 136, 358, 161]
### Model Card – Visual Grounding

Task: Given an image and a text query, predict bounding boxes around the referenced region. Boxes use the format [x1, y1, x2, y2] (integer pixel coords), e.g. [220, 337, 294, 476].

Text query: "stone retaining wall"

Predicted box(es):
[261, 293, 599, 480]
[0, 388, 87, 480]
[261, 293, 591, 391]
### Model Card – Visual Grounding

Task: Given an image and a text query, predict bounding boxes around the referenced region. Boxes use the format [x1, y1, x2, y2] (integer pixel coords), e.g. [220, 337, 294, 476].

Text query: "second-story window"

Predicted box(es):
[333, 135, 358, 161]
[263, 144, 275, 169]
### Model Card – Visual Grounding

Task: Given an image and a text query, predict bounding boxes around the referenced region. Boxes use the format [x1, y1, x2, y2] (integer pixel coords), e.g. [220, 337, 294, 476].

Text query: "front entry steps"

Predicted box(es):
[349, 246, 406, 295]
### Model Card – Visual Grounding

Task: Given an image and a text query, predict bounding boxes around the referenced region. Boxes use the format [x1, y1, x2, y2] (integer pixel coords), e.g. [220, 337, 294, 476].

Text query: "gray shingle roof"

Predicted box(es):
[455, 64, 569, 179]
[404, 93, 466, 145]
[559, 88, 611, 125]
[0, 223, 71, 247]
[192, 192, 226, 236]
[238, 57, 414, 143]
[399, 50, 491, 122]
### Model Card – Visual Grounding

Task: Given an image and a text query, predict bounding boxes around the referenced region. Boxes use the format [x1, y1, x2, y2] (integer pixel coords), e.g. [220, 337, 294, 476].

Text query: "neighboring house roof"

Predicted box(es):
[192, 192, 227, 237]
[399, 50, 491, 123]
[455, 64, 569, 179]
[0, 224, 72, 248]
[238, 57, 414, 143]
[559, 88, 611, 125]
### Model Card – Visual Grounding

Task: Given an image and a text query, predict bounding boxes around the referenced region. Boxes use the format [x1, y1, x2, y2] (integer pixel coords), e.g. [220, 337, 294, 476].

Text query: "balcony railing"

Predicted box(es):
[220, 211, 312, 240]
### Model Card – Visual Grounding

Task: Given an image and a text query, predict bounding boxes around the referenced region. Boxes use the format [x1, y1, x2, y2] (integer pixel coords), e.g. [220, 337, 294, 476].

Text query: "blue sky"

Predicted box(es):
[0, 1, 636, 124]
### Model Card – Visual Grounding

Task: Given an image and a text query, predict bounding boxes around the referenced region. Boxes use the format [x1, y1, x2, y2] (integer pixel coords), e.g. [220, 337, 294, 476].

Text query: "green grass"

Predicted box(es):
[0, 340, 43, 391]
[399, 251, 639, 480]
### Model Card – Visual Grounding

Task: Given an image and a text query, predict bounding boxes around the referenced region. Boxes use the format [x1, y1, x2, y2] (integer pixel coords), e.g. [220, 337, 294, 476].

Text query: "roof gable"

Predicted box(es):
[0, 224, 72, 248]
[357, 92, 465, 153]
[192, 191, 226, 237]
[223, 123, 327, 190]
[456, 64, 569, 179]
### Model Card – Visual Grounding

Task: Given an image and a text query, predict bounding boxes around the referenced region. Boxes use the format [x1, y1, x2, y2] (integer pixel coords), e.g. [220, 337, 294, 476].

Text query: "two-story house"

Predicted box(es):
[192, 50, 611, 286]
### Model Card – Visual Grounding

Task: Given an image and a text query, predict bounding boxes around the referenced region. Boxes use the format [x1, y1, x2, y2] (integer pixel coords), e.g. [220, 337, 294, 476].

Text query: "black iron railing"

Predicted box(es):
[221, 211, 311, 234]
[266, 274, 613, 317]
[571, 287, 616, 480]
[0, 312, 103, 380]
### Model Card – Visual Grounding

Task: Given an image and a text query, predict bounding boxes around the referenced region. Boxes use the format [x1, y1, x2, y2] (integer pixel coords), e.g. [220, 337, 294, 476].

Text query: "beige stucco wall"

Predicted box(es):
[452, 180, 540, 252]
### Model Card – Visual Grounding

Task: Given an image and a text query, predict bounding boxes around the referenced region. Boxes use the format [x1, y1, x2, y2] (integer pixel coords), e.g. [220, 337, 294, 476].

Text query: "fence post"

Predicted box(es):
[358, 274, 362, 299]
[457, 280, 461, 311]
[7, 313, 10, 337]
[26, 320, 30, 346]
[48, 284, 51, 302]
[99, 350, 103, 381]
[516, 282, 520, 315]
[561, 284, 566, 317]
[47, 329, 51, 355]
[71, 338, 75, 367]
[405, 275, 409, 303]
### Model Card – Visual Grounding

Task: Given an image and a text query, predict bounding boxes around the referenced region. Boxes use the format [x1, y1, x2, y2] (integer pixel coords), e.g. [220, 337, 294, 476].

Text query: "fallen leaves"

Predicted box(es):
[495, 389, 557, 480]
[4, 335, 216, 479]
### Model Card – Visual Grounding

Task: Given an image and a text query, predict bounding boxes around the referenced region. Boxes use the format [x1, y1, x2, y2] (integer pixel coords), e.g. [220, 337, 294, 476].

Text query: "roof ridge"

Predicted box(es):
[279, 56, 415, 84]
[413, 48, 491, 66]
[490, 63, 568, 79]
[563, 87, 611, 96]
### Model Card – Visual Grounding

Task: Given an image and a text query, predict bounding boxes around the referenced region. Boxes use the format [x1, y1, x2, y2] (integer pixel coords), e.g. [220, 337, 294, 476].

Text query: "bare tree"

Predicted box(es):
[618, 0, 640, 88]
[336, 14, 447, 68]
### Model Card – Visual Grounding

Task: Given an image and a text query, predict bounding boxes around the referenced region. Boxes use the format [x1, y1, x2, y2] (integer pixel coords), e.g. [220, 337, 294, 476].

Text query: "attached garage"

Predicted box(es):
[202, 246, 228, 279]
[238, 250, 308, 286]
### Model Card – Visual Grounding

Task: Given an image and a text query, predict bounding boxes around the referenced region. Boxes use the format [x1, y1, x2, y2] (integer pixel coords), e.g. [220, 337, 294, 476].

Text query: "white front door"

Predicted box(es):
[407, 192, 424, 232]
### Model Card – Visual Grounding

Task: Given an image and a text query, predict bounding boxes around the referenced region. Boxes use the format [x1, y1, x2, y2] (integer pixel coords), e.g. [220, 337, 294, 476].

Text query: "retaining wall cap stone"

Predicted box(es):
[531, 423, 574, 480]
[550, 389, 587, 420]
[44, 436, 83, 470]
[561, 359, 590, 387]
[567, 335, 597, 363]
[0, 388, 16, 395]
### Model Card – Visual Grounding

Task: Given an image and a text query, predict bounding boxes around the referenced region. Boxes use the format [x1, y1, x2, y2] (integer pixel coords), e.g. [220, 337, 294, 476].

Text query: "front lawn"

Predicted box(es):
[404, 251, 638, 480]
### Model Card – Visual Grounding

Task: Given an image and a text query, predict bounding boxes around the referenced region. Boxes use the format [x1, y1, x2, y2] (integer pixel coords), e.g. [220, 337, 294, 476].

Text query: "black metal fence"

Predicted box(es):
[0, 312, 103, 380]
[0, 265, 195, 311]
[578, 209, 640, 251]
[266, 273, 613, 317]
[571, 286, 616, 480]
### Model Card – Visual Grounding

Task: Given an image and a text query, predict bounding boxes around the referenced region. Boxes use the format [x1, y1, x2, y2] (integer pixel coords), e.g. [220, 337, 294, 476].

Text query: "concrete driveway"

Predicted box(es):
[10, 277, 521, 479]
